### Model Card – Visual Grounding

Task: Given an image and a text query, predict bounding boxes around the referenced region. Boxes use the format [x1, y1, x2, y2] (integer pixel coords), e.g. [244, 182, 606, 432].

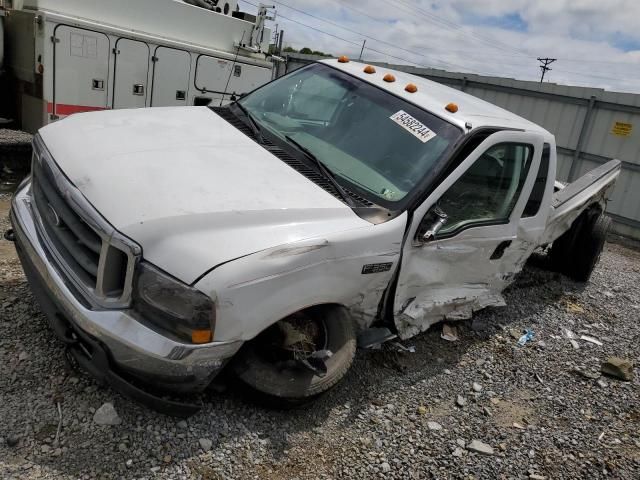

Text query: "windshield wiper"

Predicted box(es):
[284, 135, 356, 208]
[233, 102, 263, 143]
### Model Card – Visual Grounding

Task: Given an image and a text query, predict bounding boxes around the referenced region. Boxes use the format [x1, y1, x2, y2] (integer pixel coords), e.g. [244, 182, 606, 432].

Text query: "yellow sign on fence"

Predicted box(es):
[611, 121, 633, 137]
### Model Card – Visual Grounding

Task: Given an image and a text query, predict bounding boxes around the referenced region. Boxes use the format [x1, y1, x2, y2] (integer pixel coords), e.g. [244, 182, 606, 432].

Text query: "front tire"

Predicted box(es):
[232, 305, 357, 406]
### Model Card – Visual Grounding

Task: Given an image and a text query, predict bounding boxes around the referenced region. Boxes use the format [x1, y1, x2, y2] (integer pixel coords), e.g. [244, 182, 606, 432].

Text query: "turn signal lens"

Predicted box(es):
[364, 65, 376, 74]
[445, 103, 459, 113]
[405, 83, 418, 93]
[192, 329, 213, 344]
[338, 55, 349, 63]
[383, 73, 396, 82]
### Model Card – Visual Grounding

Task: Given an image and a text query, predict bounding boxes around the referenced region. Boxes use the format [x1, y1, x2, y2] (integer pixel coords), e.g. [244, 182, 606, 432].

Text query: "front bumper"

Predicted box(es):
[9, 183, 242, 414]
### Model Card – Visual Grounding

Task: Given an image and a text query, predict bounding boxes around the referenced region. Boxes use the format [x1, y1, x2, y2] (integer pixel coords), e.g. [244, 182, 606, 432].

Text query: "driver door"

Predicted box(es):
[393, 130, 546, 339]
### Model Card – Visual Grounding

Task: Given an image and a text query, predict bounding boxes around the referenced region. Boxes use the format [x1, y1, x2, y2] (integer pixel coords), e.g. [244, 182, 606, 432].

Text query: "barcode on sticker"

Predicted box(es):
[390, 110, 437, 143]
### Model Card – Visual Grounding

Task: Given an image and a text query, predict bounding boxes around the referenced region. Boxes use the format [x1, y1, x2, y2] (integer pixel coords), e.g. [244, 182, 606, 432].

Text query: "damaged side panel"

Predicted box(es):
[393, 235, 518, 339]
[194, 212, 408, 342]
[392, 130, 547, 339]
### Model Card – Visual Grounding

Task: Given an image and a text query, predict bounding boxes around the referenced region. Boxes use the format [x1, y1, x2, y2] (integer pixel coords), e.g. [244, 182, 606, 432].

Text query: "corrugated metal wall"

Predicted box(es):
[276, 54, 640, 240]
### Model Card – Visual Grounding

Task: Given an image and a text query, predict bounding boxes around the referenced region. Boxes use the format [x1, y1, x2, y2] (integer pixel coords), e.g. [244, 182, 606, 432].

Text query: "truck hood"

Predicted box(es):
[39, 107, 370, 283]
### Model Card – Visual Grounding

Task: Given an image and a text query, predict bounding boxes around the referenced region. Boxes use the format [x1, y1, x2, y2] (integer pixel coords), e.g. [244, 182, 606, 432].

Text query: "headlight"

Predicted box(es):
[132, 262, 216, 344]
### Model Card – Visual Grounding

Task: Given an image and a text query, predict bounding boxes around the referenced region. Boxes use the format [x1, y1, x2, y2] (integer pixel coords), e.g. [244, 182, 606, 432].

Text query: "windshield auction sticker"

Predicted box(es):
[390, 110, 437, 143]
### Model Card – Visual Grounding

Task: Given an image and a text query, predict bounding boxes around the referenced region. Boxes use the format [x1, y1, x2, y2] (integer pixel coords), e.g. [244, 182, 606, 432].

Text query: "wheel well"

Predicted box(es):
[250, 303, 350, 341]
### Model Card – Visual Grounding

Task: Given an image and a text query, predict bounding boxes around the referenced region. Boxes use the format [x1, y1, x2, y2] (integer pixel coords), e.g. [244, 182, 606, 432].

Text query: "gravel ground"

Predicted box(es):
[0, 129, 32, 193]
[1, 192, 639, 479]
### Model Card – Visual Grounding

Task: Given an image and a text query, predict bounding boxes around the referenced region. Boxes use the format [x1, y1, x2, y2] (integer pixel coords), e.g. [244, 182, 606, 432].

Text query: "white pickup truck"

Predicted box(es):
[7, 58, 621, 414]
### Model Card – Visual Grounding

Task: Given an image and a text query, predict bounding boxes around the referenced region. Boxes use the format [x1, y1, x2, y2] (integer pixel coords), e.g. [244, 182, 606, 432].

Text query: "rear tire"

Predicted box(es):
[232, 306, 357, 406]
[551, 209, 611, 282]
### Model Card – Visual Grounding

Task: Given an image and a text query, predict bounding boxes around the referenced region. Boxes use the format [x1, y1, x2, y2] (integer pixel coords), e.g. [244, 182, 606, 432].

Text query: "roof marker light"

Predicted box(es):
[364, 65, 376, 74]
[383, 73, 396, 83]
[445, 103, 459, 113]
[405, 83, 418, 93]
[338, 55, 350, 63]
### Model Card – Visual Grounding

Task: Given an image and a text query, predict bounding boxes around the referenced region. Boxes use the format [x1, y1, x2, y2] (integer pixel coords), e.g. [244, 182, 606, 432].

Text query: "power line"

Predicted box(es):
[330, 0, 640, 67]
[239, 0, 639, 87]
[268, 0, 473, 72]
[241, 0, 484, 74]
[389, 0, 531, 57]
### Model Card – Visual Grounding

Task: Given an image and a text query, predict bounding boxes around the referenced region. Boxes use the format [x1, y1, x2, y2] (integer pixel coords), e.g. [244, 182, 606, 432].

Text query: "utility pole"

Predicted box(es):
[277, 29, 284, 55]
[537, 57, 556, 83]
[359, 40, 366, 61]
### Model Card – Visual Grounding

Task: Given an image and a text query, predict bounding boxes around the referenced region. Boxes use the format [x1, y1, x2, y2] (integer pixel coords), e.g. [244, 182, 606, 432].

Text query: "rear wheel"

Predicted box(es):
[232, 305, 356, 406]
[551, 209, 611, 282]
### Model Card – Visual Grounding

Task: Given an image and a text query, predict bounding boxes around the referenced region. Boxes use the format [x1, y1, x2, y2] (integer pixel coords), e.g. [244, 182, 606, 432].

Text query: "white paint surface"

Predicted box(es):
[38, 106, 370, 283]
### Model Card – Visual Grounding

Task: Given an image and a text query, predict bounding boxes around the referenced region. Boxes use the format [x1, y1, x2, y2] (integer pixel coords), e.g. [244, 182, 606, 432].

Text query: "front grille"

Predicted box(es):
[29, 136, 140, 308]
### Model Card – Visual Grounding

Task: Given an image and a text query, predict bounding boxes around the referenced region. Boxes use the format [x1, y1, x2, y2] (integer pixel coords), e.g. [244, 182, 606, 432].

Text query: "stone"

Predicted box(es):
[381, 462, 391, 473]
[472, 382, 483, 392]
[482, 406, 492, 417]
[93, 403, 122, 426]
[597, 379, 608, 388]
[456, 395, 467, 408]
[456, 439, 466, 448]
[199, 438, 213, 451]
[571, 367, 601, 380]
[126, 460, 133, 468]
[163, 454, 172, 463]
[417, 406, 427, 415]
[150, 466, 161, 473]
[529, 475, 546, 480]
[177, 420, 188, 429]
[467, 440, 494, 455]
[601, 357, 634, 381]
[452, 447, 465, 457]
[6, 434, 19, 447]
[427, 421, 443, 431]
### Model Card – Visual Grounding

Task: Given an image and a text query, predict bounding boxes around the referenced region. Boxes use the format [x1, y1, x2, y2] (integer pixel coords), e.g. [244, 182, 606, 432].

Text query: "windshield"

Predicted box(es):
[238, 63, 462, 206]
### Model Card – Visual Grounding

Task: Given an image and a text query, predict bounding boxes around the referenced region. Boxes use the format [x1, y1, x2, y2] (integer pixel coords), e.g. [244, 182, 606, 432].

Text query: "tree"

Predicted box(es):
[299, 47, 313, 54]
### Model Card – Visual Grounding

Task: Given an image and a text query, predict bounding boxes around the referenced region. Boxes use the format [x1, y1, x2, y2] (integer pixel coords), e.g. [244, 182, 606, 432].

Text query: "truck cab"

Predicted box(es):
[8, 58, 620, 414]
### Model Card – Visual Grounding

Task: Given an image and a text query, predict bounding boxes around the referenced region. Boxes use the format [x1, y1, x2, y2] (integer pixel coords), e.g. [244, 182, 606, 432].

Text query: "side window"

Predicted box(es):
[523, 144, 550, 217]
[436, 143, 534, 237]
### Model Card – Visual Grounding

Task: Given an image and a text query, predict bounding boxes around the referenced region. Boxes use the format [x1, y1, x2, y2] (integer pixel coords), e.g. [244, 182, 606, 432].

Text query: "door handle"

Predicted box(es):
[490, 240, 512, 260]
[133, 84, 145, 96]
[92, 79, 105, 91]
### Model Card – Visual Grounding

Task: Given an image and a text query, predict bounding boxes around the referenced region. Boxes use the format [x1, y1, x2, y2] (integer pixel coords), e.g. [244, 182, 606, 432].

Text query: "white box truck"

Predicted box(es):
[0, 0, 276, 133]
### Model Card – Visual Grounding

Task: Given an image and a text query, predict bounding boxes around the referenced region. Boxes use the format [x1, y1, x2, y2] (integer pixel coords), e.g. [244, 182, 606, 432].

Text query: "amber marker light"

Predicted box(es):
[445, 103, 459, 113]
[405, 83, 418, 93]
[383, 73, 396, 82]
[191, 329, 213, 344]
[364, 65, 376, 74]
[338, 55, 350, 63]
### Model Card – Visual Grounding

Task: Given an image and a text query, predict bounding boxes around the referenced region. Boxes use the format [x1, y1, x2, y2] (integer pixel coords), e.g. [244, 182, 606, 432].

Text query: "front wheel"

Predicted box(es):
[232, 305, 357, 406]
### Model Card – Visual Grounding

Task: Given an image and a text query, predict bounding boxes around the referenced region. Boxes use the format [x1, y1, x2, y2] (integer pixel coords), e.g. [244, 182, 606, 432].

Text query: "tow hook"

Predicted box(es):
[3, 229, 15, 242]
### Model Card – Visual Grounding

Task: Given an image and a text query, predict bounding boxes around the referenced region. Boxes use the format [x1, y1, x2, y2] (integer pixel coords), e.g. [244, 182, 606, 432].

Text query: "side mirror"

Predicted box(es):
[421, 206, 449, 242]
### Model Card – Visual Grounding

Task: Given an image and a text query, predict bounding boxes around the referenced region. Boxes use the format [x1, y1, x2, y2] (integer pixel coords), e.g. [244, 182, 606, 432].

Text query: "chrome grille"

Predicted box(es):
[29, 136, 140, 308]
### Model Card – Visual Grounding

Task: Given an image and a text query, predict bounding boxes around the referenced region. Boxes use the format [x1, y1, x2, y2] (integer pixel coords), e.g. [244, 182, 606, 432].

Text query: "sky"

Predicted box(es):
[238, 0, 640, 93]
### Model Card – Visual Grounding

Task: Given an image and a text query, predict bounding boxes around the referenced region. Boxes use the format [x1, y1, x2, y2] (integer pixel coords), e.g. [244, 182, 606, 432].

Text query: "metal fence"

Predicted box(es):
[276, 53, 640, 240]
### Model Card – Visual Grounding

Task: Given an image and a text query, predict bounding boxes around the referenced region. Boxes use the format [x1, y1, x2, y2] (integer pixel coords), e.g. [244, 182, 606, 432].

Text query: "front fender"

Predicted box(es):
[194, 213, 407, 342]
